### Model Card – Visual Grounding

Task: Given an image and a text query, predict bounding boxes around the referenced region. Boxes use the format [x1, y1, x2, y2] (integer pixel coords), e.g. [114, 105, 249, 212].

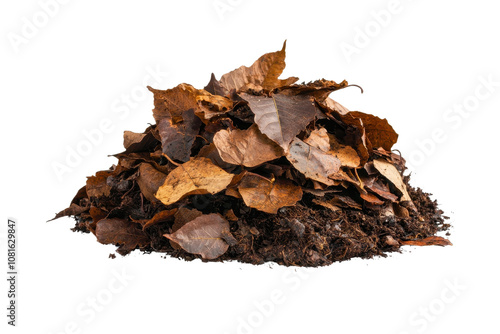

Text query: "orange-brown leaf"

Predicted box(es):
[400, 236, 452, 247]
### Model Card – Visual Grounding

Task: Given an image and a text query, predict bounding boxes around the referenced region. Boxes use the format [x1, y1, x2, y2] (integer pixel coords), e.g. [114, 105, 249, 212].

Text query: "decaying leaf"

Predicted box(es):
[350, 111, 398, 151]
[86, 171, 113, 197]
[96, 218, 150, 255]
[155, 157, 234, 206]
[286, 137, 341, 186]
[164, 213, 233, 259]
[52, 41, 450, 266]
[219, 40, 298, 92]
[237, 172, 302, 214]
[142, 208, 177, 230]
[400, 236, 452, 247]
[213, 124, 283, 167]
[241, 93, 319, 152]
[137, 163, 168, 203]
[373, 159, 412, 203]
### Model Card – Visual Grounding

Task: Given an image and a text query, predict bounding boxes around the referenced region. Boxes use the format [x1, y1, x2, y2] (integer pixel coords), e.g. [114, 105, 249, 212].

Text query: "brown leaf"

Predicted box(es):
[96, 218, 150, 255]
[279, 79, 349, 102]
[169, 207, 204, 249]
[328, 132, 361, 168]
[237, 173, 302, 214]
[372, 159, 412, 203]
[156, 108, 202, 162]
[204, 73, 228, 97]
[197, 143, 235, 171]
[213, 124, 284, 167]
[400, 236, 452, 247]
[142, 208, 177, 230]
[137, 163, 168, 203]
[286, 137, 341, 186]
[324, 97, 350, 115]
[120, 127, 159, 154]
[148, 83, 232, 122]
[359, 192, 384, 205]
[163, 213, 233, 259]
[312, 199, 341, 212]
[350, 111, 398, 151]
[155, 157, 234, 206]
[304, 128, 360, 168]
[219, 40, 298, 92]
[361, 176, 399, 202]
[86, 171, 113, 197]
[241, 93, 321, 152]
[48, 203, 88, 221]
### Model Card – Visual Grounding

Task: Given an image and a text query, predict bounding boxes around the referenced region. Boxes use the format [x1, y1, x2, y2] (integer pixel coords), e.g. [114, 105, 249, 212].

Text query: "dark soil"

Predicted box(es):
[70, 176, 449, 267]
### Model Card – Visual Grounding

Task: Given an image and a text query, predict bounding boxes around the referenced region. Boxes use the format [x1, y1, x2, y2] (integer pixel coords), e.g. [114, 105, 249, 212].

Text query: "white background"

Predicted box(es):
[1, 1, 499, 333]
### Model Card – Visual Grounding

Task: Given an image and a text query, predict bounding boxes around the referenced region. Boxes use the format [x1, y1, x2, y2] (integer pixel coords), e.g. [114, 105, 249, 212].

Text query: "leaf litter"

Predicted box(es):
[51, 41, 451, 266]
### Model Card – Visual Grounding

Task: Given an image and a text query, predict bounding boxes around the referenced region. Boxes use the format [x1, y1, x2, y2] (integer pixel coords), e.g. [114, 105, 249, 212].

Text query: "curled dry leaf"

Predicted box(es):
[286, 137, 341, 186]
[96, 218, 150, 255]
[213, 124, 284, 167]
[278, 79, 349, 102]
[241, 93, 320, 152]
[400, 236, 452, 247]
[305, 128, 360, 168]
[237, 172, 303, 214]
[372, 159, 412, 203]
[136, 163, 168, 203]
[155, 157, 234, 206]
[350, 111, 398, 151]
[142, 208, 177, 230]
[163, 213, 233, 259]
[219, 40, 298, 92]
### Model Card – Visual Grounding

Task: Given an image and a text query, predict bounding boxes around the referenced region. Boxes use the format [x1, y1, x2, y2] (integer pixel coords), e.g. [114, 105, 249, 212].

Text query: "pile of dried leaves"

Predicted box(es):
[51, 42, 451, 266]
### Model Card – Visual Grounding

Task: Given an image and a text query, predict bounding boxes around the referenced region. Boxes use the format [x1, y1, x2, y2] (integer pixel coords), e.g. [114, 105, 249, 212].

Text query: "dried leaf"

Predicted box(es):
[286, 137, 341, 186]
[156, 108, 201, 162]
[350, 111, 398, 151]
[142, 208, 177, 230]
[328, 132, 361, 168]
[304, 128, 331, 152]
[197, 143, 235, 171]
[155, 157, 234, 206]
[48, 203, 88, 221]
[213, 124, 284, 167]
[400, 236, 452, 247]
[163, 213, 233, 259]
[220, 40, 298, 92]
[242, 93, 320, 152]
[96, 218, 150, 255]
[137, 163, 168, 203]
[86, 171, 113, 197]
[279, 79, 349, 102]
[204, 73, 228, 97]
[170, 207, 204, 249]
[312, 199, 341, 212]
[237, 172, 302, 214]
[373, 159, 412, 203]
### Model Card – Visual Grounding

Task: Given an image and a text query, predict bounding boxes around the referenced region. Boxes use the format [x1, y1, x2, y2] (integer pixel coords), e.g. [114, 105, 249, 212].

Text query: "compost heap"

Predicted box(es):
[51, 42, 451, 266]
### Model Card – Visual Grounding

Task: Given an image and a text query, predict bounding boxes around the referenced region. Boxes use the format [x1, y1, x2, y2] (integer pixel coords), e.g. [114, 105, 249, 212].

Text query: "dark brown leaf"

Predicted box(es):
[136, 163, 168, 203]
[350, 111, 399, 151]
[241, 93, 320, 152]
[96, 218, 150, 255]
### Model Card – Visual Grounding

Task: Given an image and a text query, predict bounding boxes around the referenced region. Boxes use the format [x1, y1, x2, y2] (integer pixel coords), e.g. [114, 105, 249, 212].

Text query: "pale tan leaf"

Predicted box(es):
[373, 159, 413, 203]
[213, 124, 284, 167]
[286, 137, 341, 186]
[237, 173, 302, 214]
[154, 157, 234, 206]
